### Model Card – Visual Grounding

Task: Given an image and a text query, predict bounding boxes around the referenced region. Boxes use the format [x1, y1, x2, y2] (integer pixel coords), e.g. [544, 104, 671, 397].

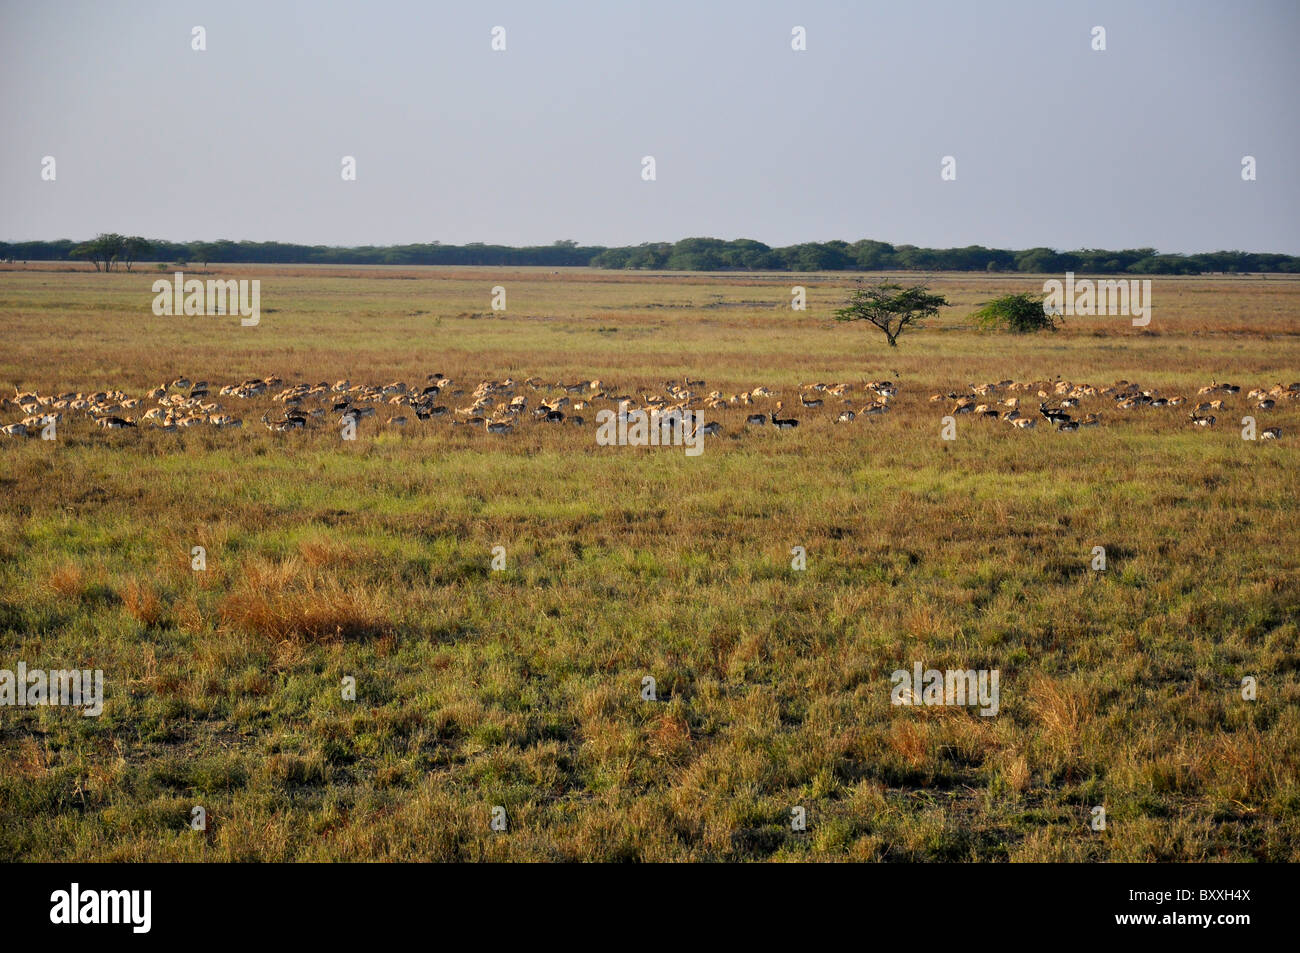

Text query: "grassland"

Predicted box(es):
[1, 265, 1297, 861]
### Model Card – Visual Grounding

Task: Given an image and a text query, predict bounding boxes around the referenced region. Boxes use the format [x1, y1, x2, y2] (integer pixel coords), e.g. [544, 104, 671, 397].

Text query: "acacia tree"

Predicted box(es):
[121, 236, 153, 272]
[71, 233, 126, 271]
[834, 279, 949, 347]
[190, 242, 215, 269]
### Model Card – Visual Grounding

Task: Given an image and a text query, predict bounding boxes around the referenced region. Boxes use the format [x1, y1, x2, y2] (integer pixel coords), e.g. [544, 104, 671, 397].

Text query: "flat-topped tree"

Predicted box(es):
[70, 233, 127, 272]
[122, 237, 152, 273]
[191, 242, 216, 269]
[834, 279, 949, 348]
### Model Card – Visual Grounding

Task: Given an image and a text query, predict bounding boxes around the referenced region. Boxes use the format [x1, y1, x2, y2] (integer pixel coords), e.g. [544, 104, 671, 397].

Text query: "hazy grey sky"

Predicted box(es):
[2, 0, 1297, 252]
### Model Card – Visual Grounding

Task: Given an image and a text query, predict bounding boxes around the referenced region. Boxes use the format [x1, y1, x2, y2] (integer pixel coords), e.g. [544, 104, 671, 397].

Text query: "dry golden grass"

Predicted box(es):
[297, 537, 362, 570]
[122, 578, 165, 627]
[217, 558, 392, 644]
[1028, 676, 1089, 748]
[44, 562, 84, 601]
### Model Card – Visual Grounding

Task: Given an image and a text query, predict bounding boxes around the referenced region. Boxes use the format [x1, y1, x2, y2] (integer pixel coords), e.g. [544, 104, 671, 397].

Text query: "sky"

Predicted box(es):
[2, 0, 1298, 253]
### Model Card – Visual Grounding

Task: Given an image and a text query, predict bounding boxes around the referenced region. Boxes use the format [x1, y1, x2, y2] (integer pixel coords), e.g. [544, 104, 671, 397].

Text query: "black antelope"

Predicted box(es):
[95, 415, 136, 429]
[263, 412, 306, 432]
[771, 403, 799, 429]
[1039, 403, 1072, 426]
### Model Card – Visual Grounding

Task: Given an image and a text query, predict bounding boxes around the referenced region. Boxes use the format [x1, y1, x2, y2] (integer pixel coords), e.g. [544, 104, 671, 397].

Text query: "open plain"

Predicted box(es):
[1, 265, 1297, 861]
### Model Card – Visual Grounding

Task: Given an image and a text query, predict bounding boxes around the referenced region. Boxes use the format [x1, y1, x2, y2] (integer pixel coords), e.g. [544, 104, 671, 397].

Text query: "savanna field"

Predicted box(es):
[1, 264, 1297, 861]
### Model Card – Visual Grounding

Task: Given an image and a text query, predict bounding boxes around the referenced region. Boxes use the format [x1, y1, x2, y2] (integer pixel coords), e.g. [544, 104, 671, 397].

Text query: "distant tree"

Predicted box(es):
[972, 292, 1062, 333]
[589, 247, 632, 269]
[1014, 247, 1061, 273]
[666, 237, 732, 270]
[720, 238, 775, 270]
[191, 242, 215, 269]
[71, 233, 126, 271]
[781, 242, 845, 271]
[624, 242, 671, 269]
[849, 240, 896, 271]
[122, 236, 152, 272]
[833, 279, 949, 348]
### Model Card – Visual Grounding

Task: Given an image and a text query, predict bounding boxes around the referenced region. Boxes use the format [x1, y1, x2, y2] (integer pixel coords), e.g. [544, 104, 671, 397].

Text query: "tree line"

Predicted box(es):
[2, 235, 1297, 274]
[590, 238, 1300, 274]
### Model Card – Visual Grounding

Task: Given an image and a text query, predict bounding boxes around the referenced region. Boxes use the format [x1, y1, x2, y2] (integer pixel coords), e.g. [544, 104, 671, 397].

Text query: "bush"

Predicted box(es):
[972, 293, 1062, 333]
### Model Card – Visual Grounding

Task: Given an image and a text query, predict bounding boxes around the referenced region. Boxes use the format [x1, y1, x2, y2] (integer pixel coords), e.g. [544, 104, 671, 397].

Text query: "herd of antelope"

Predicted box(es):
[935, 377, 1293, 438]
[1, 375, 1293, 441]
[0, 376, 889, 439]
